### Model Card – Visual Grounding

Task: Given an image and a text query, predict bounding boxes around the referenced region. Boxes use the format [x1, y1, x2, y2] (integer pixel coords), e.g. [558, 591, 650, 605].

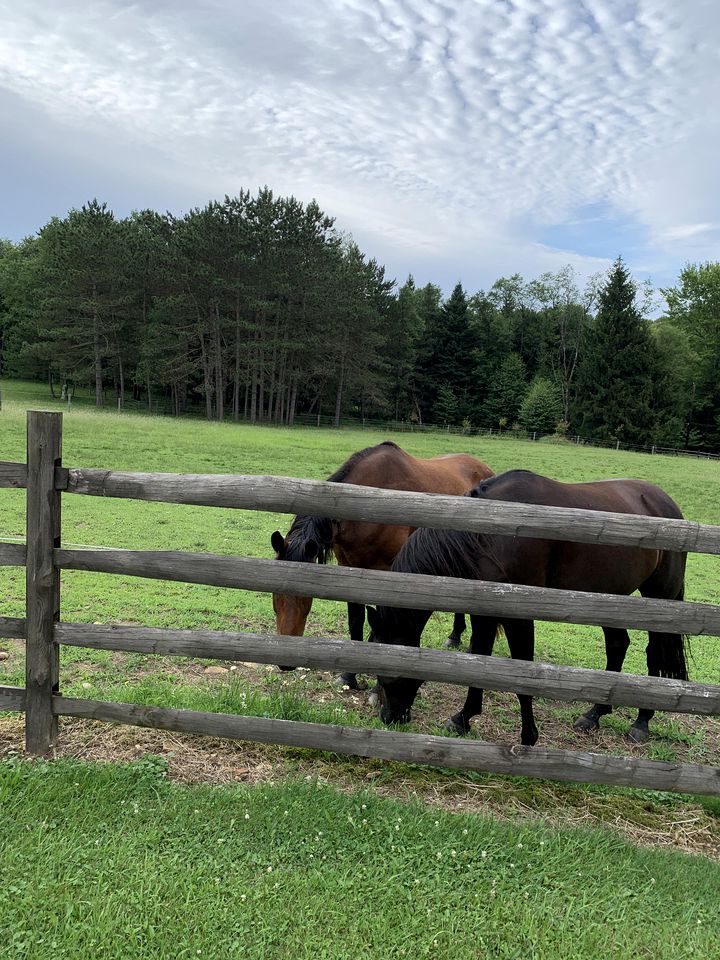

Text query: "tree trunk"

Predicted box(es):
[199, 331, 214, 420]
[233, 310, 241, 422]
[334, 354, 345, 428]
[93, 309, 104, 408]
[117, 353, 125, 409]
[214, 304, 224, 421]
[288, 376, 298, 426]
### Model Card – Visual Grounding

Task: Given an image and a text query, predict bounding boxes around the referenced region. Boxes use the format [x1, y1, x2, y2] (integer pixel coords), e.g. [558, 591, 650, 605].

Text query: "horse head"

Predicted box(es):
[270, 528, 318, 670]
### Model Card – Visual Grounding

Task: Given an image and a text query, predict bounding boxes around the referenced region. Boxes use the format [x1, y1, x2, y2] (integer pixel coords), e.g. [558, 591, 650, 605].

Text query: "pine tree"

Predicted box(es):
[416, 282, 477, 423]
[573, 258, 657, 443]
[519, 377, 563, 434]
[483, 353, 527, 427]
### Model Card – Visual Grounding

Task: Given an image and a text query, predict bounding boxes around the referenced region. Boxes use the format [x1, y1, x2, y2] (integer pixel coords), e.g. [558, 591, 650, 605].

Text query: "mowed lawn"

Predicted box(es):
[2, 379, 720, 959]
[2, 756, 719, 960]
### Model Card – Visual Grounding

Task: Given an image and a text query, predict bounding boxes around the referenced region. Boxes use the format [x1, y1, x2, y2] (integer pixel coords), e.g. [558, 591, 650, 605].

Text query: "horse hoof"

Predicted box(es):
[573, 714, 599, 734]
[628, 725, 649, 745]
[367, 688, 379, 709]
[336, 675, 366, 691]
[521, 727, 539, 747]
[444, 715, 469, 737]
[443, 636, 461, 650]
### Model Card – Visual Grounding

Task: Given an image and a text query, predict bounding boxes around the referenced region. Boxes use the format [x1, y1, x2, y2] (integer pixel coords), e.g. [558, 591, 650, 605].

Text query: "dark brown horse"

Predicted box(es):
[367, 469, 688, 744]
[271, 440, 493, 688]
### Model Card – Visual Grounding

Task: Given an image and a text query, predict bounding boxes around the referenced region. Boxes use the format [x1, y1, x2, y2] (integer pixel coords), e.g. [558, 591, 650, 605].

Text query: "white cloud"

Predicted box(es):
[0, 0, 719, 291]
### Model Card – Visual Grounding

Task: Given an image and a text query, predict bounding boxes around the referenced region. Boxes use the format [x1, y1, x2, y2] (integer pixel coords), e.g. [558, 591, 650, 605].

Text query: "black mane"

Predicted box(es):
[392, 526, 506, 581]
[284, 514, 334, 564]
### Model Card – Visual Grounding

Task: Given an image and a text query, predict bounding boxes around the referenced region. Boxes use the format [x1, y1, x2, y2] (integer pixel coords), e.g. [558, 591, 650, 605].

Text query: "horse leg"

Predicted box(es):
[627, 633, 673, 744]
[445, 616, 496, 735]
[573, 627, 630, 734]
[628, 580, 687, 744]
[338, 602, 366, 690]
[444, 613, 466, 649]
[504, 620, 538, 746]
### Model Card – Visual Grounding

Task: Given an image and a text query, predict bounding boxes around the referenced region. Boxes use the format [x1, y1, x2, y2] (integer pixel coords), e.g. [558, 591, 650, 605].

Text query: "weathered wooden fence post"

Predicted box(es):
[25, 411, 63, 755]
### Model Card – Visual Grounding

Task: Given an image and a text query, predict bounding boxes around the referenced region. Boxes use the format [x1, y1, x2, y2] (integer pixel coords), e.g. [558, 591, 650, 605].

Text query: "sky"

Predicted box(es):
[1, 0, 719, 298]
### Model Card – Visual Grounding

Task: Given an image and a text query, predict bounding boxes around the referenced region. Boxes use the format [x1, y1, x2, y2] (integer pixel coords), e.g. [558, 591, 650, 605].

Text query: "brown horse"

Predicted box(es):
[271, 440, 493, 688]
[367, 469, 688, 744]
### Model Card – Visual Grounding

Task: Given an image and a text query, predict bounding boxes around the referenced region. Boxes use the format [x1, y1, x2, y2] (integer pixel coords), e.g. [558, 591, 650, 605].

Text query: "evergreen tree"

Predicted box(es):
[416, 282, 477, 423]
[468, 291, 513, 417]
[572, 258, 657, 443]
[519, 377, 563, 434]
[384, 276, 424, 421]
[483, 353, 527, 428]
[661, 262, 720, 449]
[434, 385, 459, 425]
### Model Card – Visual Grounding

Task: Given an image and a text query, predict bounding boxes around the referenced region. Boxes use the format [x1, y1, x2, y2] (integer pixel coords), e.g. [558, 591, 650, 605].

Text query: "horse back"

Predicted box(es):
[344, 444, 493, 496]
[469, 470, 685, 596]
[332, 444, 492, 568]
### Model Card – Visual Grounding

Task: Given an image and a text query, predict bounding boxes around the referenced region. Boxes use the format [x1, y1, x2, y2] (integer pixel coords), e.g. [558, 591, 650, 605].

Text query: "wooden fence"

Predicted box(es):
[2, 410, 720, 795]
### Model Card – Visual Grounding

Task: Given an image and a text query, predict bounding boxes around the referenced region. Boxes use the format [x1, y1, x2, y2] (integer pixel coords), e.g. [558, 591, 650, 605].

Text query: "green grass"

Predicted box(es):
[2, 380, 720, 957]
[1, 756, 719, 960]
[2, 375, 719, 680]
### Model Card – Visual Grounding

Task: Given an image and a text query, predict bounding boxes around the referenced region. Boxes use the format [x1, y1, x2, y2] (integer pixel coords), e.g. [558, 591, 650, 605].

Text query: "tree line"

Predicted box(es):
[1, 191, 719, 450]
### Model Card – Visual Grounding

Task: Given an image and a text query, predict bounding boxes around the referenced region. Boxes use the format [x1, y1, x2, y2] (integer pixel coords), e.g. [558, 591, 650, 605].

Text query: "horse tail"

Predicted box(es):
[651, 587, 690, 682]
[653, 633, 690, 682]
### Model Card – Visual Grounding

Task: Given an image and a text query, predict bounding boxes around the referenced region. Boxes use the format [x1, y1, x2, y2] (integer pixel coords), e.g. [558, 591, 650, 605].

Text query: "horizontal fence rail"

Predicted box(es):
[0, 685, 26, 712]
[61, 468, 720, 555]
[55, 548, 720, 637]
[55, 623, 720, 715]
[0, 616, 27, 639]
[52, 696, 720, 796]
[0, 461, 27, 489]
[0, 543, 27, 567]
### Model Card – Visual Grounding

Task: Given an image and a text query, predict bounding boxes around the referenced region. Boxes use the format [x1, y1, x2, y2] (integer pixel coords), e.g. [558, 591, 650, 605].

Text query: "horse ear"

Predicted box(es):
[304, 538, 320, 562]
[271, 531, 286, 557]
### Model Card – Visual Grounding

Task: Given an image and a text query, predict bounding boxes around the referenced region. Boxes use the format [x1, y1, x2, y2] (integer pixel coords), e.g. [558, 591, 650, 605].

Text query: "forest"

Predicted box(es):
[1, 190, 719, 451]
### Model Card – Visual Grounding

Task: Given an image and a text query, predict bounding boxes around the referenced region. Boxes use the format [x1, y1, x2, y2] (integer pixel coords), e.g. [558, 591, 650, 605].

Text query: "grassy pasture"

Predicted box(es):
[1, 756, 719, 960]
[2, 379, 720, 958]
[1, 378, 720, 751]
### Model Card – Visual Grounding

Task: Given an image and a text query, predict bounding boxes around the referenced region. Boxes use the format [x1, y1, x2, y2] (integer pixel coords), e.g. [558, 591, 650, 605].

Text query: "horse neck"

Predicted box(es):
[383, 605, 432, 645]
